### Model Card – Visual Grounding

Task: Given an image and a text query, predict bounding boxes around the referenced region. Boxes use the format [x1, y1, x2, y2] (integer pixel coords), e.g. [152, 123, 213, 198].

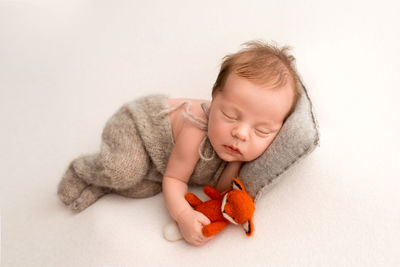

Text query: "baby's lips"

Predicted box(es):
[232, 146, 241, 153]
[227, 145, 241, 153]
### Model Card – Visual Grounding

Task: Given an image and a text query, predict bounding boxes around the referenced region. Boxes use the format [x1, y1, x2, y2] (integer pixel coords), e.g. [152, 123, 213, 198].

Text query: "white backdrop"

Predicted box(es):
[1, 0, 399, 266]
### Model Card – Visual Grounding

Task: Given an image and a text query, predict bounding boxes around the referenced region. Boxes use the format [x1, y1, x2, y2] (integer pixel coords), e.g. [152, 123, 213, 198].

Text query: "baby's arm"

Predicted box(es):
[162, 122, 211, 246]
[215, 161, 242, 192]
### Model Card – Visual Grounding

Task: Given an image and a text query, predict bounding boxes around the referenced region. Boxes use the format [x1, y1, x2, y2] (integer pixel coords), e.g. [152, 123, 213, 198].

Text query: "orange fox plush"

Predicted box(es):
[185, 178, 255, 237]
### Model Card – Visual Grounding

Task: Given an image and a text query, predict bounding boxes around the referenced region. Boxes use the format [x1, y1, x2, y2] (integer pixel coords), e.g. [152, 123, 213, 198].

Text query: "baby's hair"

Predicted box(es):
[212, 40, 302, 117]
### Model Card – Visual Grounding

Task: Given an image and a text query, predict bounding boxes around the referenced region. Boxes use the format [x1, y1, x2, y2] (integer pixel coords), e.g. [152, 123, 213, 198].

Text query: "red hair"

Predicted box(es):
[212, 40, 302, 117]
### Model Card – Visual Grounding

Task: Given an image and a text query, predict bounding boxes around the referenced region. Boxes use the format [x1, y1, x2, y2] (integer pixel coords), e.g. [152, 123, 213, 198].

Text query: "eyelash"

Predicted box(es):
[221, 109, 272, 137]
[255, 129, 271, 137]
[222, 110, 237, 120]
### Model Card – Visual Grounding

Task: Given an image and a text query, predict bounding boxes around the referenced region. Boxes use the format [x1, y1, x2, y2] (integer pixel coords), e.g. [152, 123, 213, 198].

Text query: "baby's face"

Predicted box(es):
[208, 73, 294, 162]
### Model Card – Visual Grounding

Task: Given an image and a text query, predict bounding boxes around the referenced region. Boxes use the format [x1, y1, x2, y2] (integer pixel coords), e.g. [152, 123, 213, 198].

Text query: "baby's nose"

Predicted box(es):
[232, 125, 249, 141]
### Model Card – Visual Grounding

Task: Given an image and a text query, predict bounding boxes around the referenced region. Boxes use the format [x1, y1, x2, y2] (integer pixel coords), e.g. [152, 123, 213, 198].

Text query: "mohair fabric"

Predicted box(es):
[58, 95, 227, 211]
[239, 81, 320, 201]
[124, 94, 227, 186]
[58, 87, 318, 211]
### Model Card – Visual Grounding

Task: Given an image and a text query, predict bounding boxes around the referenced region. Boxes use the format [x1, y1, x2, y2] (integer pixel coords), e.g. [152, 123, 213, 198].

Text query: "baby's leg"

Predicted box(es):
[57, 161, 88, 206]
[67, 175, 161, 212]
[115, 179, 161, 198]
[70, 185, 112, 212]
[62, 106, 151, 190]
[58, 106, 151, 210]
[115, 167, 162, 198]
[57, 153, 106, 207]
[84, 106, 151, 190]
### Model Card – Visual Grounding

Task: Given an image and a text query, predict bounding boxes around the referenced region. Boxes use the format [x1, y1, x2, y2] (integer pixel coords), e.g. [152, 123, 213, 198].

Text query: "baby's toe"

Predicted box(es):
[70, 197, 90, 212]
[70, 185, 110, 212]
[58, 166, 87, 205]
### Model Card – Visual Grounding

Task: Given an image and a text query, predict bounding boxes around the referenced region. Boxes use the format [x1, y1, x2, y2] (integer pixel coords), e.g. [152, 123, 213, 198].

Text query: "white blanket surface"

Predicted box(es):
[1, 0, 399, 266]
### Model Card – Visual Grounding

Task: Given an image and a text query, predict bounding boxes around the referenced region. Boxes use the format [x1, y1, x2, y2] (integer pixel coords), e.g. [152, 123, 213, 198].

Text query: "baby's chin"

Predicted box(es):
[214, 151, 235, 162]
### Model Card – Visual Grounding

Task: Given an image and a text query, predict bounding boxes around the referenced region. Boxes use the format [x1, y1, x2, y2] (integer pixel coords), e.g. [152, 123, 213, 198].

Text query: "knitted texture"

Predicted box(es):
[58, 95, 227, 212]
[59, 88, 318, 211]
[239, 82, 320, 201]
[126, 95, 226, 186]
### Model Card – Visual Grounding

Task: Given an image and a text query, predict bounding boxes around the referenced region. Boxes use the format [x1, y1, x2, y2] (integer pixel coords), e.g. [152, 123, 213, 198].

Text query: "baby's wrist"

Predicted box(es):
[175, 207, 192, 223]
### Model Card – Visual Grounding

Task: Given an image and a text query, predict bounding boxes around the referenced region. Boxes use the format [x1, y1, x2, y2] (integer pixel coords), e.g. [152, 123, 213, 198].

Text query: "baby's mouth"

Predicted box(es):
[224, 145, 241, 154]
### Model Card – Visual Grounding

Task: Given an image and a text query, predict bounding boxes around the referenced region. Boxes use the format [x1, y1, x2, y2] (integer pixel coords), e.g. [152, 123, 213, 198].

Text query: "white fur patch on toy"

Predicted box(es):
[163, 221, 183, 242]
[221, 194, 238, 225]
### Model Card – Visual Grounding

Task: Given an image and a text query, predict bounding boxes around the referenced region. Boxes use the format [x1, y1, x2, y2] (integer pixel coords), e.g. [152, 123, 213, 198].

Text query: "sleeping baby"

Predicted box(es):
[57, 40, 302, 246]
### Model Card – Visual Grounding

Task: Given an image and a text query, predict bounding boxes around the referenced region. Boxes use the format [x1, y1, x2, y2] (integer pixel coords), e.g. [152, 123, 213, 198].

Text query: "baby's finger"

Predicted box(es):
[202, 235, 212, 243]
[197, 236, 212, 246]
[192, 238, 205, 247]
[198, 214, 211, 226]
[198, 233, 213, 243]
[195, 236, 204, 243]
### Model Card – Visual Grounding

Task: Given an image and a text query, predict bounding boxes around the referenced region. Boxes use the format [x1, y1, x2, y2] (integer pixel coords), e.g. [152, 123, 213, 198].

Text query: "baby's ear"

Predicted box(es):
[242, 218, 254, 236]
[232, 178, 245, 191]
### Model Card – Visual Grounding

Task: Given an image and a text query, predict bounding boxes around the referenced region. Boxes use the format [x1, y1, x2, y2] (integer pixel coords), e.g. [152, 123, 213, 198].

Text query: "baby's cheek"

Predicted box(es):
[208, 121, 225, 141]
[207, 124, 217, 141]
[247, 140, 270, 160]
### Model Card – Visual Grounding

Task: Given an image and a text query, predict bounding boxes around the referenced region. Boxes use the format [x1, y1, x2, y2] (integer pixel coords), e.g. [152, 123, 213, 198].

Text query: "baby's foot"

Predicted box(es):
[70, 185, 111, 212]
[57, 166, 88, 205]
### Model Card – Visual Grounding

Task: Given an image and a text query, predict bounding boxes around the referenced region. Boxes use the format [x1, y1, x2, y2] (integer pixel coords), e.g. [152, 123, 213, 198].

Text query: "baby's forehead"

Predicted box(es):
[219, 82, 294, 102]
[216, 81, 294, 124]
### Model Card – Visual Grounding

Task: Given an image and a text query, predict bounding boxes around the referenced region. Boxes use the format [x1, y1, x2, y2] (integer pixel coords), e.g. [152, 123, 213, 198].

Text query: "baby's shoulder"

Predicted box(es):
[167, 97, 210, 143]
[167, 97, 210, 121]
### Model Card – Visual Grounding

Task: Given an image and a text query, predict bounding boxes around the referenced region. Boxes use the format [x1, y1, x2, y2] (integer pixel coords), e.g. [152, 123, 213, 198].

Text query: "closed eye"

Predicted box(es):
[255, 129, 272, 137]
[221, 110, 237, 120]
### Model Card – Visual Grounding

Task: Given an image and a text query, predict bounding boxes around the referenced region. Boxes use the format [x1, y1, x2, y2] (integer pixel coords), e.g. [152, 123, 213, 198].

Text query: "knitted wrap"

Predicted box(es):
[122, 94, 227, 186]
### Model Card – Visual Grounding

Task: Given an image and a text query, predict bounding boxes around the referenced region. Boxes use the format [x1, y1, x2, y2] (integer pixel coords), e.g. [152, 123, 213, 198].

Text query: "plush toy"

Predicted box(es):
[185, 178, 255, 237]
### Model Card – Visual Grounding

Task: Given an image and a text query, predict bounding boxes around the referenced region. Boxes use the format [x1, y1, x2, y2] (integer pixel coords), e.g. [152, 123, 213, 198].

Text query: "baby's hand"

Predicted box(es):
[176, 208, 211, 246]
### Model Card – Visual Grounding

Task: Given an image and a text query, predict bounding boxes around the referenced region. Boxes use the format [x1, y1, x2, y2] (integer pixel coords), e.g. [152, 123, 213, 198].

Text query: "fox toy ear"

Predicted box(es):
[232, 178, 245, 191]
[242, 218, 254, 236]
